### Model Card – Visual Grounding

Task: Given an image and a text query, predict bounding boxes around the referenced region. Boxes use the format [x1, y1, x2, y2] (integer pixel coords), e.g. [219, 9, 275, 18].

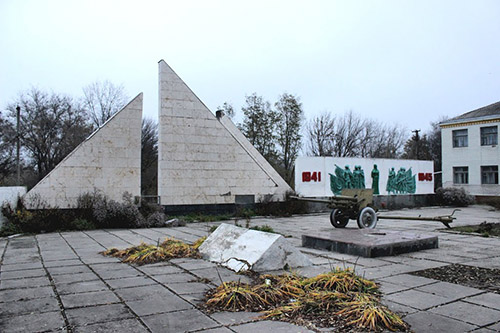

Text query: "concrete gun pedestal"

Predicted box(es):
[302, 229, 438, 258]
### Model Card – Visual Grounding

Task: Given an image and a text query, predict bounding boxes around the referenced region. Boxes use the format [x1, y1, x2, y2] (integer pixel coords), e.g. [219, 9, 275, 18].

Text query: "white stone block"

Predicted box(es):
[199, 223, 311, 272]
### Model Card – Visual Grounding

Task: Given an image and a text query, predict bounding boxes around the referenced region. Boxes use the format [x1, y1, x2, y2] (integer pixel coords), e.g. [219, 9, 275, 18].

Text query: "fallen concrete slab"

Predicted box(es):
[199, 223, 312, 272]
[302, 229, 438, 258]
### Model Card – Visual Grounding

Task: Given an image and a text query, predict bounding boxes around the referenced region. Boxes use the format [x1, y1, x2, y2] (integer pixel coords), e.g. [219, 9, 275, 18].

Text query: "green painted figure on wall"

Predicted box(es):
[386, 166, 416, 194]
[329, 164, 365, 195]
[371, 164, 380, 195]
[353, 165, 365, 188]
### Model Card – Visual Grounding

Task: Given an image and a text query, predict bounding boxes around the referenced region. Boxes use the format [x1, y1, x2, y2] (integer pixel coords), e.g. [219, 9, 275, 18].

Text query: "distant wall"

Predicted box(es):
[295, 156, 434, 197]
[0, 186, 27, 226]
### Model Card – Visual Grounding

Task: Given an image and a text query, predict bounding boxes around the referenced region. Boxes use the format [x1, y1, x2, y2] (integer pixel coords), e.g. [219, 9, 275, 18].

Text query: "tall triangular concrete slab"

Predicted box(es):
[25, 94, 143, 208]
[158, 60, 291, 206]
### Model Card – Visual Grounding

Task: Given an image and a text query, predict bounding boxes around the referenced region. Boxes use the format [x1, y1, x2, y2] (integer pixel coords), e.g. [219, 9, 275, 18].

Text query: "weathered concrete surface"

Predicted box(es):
[157, 60, 290, 206]
[24, 94, 143, 208]
[199, 223, 311, 272]
[302, 229, 438, 257]
[1, 205, 500, 332]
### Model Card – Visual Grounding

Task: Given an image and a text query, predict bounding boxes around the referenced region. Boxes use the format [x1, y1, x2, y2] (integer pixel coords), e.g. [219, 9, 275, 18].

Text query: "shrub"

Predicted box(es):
[143, 211, 167, 228]
[435, 187, 475, 207]
[69, 218, 96, 230]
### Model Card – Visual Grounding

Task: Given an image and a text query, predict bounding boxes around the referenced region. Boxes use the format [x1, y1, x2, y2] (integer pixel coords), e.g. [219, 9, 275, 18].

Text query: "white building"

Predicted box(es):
[441, 101, 500, 196]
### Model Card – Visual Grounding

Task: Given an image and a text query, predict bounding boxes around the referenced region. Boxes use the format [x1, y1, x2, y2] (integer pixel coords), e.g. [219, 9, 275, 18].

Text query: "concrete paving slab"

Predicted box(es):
[44, 258, 82, 267]
[93, 267, 143, 280]
[56, 279, 109, 295]
[142, 308, 219, 332]
[377, 273, 438, 287]
[65, 303, 134, 327]
[0, 276, 50, 289]
[0, 285, 55, 302]
[166, 281, 212, 295]
[0, 297, 60, 317]
[137, 263, 185, 275]
[464, 293, 500, 310]
[52, 272, 99, 284]
[414, 281, 484, 300]
[209, 311, 261, 326]
[0, 268, 46, 280]
[404, 310, 478, 333]
[302, 229, 438, 257]
[114, 284, 174, 301]
[46, 264, 92, 275]
[0, 262, 43, 271]
[199, 327, 233, 333]
[182, 292, 207, 304]
[152, 272, 197, 284]
[0, 310, 65, 333]
[60, 290, 120, 308]
[72, 318, 149, 333]
[106, 276, 157, 289]
[231, 320, 315, 333]
[126, 294, 193, 316]
[381, 299, 419, 316]
[383, 289, 451, 310]
[430, 301, 500, 326]
[485, 321, 500, 331]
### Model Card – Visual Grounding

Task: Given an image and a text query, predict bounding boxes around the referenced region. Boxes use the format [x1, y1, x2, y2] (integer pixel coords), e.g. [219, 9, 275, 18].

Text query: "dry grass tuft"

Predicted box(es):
[100, 237, 204, 265]
[205, 269, 408, 332]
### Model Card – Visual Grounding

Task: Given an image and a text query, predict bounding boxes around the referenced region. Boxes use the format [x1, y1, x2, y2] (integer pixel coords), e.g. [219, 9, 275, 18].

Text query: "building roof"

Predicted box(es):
[440, 101, 500, 126]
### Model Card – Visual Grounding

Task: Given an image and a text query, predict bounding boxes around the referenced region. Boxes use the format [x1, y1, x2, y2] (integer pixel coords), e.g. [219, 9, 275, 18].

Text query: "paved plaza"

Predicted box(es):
[1, 205, 500, 332]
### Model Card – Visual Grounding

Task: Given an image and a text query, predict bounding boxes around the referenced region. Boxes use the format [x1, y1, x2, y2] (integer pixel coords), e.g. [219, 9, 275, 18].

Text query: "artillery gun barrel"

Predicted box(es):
[289, 196, 359, 204]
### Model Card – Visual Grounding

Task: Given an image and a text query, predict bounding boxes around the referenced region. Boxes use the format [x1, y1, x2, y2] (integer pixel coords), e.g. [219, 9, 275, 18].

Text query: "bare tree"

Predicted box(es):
[82, 80, 128, 128]
[306, 112, 335, 156]
[6, 88, 92, 180]
[306, 111, 407, 158]
[141, 118, 158, 195]
[332, 111, 365, 157]
[275, 93, 303, 184]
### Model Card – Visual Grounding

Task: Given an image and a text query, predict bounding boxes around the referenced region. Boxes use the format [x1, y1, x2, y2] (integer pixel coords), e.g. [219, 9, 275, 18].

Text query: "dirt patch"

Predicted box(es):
[451, 222, 500, 237]
[410, 264, 500, 294]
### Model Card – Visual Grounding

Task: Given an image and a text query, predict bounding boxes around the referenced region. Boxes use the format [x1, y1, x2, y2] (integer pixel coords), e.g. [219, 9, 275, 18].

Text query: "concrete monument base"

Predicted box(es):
[302, 229, 438, 258]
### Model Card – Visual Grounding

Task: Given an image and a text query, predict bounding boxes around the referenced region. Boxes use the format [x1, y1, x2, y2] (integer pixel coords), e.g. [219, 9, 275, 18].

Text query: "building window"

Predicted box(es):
[452, 129, 468, 147]
[481, 126, 498, 146]
[453, 167, 468, 184]
[481, 166, 499, 184]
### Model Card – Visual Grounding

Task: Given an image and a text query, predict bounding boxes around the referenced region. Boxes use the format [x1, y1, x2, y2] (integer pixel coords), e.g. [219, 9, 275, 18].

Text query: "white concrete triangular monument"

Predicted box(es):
[158, 60, 291, 206]
[25, 94, 143, 208]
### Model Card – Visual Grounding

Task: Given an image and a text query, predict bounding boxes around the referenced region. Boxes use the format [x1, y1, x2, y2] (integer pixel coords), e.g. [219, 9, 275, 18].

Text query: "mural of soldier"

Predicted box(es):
[330, 164, 366, 195]
[353, 165, 365, 188]
[387, 167, 396, 194]
[371, 164, 380, 195]
[387, 167, 416, 194]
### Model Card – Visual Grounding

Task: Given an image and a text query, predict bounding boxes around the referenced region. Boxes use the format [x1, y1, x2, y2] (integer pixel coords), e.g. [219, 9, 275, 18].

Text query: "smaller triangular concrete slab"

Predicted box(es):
[199, 223, 312, 272]
[25, 93, 143, 208]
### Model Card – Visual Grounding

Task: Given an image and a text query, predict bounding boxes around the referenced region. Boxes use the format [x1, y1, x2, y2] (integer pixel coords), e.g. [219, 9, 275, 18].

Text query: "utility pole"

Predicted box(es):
[16, 105, 21, 185]
[412, 129, 420, 160]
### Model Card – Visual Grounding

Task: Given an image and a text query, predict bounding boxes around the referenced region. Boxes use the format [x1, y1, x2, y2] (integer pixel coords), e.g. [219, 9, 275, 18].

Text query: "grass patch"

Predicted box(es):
[176, 213, 233, 223]
[250, 225, 276, 233]
[452, 222, 500, 237]
[100, 236, 206, 265]
[204, 268, 408, 332]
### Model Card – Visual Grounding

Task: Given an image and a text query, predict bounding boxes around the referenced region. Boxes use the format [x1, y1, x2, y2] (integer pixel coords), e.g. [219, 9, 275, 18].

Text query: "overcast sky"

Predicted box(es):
[1, 0, 499, 134]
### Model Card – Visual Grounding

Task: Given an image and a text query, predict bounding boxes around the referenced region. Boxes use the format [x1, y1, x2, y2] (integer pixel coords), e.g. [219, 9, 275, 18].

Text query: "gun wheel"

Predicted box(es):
[357, 207, 378, 229]
[330, 209, 349, 228]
